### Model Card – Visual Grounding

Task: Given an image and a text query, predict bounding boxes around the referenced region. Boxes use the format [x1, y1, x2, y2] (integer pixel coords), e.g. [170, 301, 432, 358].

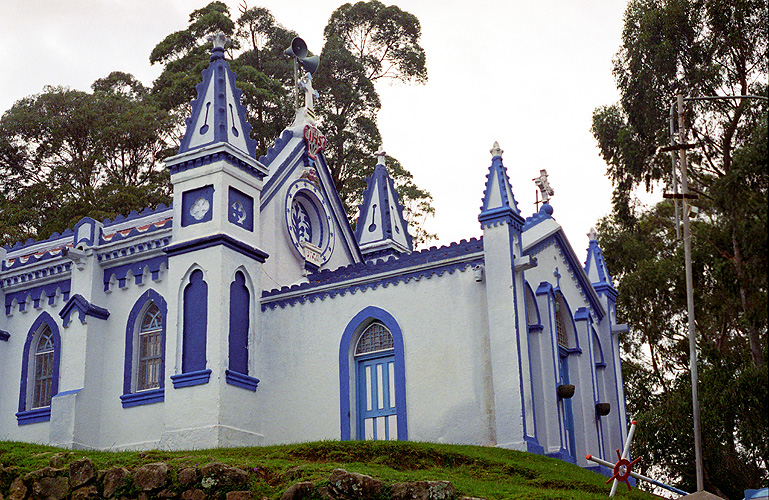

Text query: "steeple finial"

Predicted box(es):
[207, 32, 229, 60]
[374, 148, 387, 166]
[587, 227, 598, 241]
[490, 141, 504, 158]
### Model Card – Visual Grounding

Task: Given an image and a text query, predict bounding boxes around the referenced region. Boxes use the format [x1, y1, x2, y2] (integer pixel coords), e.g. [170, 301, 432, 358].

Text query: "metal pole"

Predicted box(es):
[677, 94, 704, 492]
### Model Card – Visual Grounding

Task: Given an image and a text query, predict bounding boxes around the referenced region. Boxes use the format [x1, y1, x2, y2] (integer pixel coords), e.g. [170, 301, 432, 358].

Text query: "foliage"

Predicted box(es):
[591, 0, 767, 496]
[0, 74, 173, 245]
[316, 1, 434, 244]
[0, 440, 658, 500]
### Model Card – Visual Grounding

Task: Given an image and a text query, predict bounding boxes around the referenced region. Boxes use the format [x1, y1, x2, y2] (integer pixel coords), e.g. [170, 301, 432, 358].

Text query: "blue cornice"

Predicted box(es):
[164, 234, 269, 263]
[262, 238, 484, 310]
[59, 294, 110, 327]
[0, 330, 9, 341]
[167, 149, 266, 179]
[4, 279, 71, 315]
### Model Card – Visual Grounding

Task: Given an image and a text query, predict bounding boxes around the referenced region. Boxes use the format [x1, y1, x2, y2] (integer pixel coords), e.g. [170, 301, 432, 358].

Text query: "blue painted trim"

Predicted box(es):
[525, 437, 545, 455]
[339, 306, 408, 441]
[228, 187, 254, 231]
[120, 389, 164, 408]
[584, 239, 615, 288]
[263, 238, 484, 310]
[4, 229, 74, 253]
[123, 289, 168, 400]
[229, 271, 250, 375]
[260, 138, 306, 209]
[165, 234, 269, 262]
[59, 294, 110, 327]
[182, 270, 208, 373]
[0, 330, 9, 341]
[103, 255, 169, 291]
[101, 204, 171, 229]
[17, 312, 60, 419]
[16, 407, 51, 425]
[546, 448, 577, 464]
[99, 217, 172, 247]
[53, 388, 82, 398]
[181, 185, 215, 227]
[4, 279, 71, 314]
[171, 369, 212, 388]
[225, 370, 259, 391]
[169, 148, 266, 179]
[73, 217, 100, 247]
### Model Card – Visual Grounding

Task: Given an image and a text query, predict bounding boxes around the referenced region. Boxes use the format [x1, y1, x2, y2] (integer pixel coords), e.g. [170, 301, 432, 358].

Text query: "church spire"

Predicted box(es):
[584, 227, 617, 298]
[177, 33, 258, 158]
[355, 150, 413, 260]
[478, 141, 524, 230]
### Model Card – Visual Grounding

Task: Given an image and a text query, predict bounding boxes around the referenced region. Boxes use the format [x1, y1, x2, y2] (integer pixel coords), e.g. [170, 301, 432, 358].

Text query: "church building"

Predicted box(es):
[0, 34, 629, 472]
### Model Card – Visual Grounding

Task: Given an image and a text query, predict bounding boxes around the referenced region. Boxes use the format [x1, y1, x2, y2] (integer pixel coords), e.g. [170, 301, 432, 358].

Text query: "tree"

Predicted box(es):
[316, 1, 434, 244]
[0, 74, 173, 245]
[591, 0, 768, 495]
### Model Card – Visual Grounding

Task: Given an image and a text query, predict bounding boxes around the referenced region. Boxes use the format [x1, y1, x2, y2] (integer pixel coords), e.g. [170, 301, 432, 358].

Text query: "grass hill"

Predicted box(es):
[0, 440, 659, 499]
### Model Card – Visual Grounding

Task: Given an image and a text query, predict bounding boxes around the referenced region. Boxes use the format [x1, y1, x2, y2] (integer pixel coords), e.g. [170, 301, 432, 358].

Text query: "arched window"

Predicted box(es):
[17, 312, 60, 425]
[226, 271, 259, 392]
[121, 289, 167, 408]
[339, 307, 408, 442]
[355, 323, 394, 355]
[138, 303, 163, 391]
[170, 268, 211, 389]
[33, 325, 55, 409]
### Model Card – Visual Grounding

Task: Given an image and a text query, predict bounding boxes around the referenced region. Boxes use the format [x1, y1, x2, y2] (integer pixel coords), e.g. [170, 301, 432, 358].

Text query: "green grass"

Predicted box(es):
[0, 440, 657, 499]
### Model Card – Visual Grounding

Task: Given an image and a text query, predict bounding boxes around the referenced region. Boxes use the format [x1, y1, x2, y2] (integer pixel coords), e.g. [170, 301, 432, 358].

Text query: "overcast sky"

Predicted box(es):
[1, 0, 643, 259]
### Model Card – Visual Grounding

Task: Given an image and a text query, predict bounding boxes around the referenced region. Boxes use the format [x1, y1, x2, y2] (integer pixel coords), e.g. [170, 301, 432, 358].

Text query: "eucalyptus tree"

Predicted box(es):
[590, 0, 767, 495]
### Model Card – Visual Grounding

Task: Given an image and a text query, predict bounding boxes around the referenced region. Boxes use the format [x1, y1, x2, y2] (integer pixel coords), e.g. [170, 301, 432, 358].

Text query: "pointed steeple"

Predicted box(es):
[479, 142, 524, 230]
[177, 33, 258, 158]
[584, 227, 617, 299]
[355, 150, 413, 260]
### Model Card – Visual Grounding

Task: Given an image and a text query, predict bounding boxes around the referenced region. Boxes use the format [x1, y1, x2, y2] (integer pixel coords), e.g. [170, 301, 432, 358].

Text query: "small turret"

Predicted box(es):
[355, 150, 413, 261]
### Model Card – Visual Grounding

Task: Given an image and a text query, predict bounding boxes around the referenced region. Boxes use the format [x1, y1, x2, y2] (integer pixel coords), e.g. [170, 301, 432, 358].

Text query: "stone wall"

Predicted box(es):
[0, 455, 485, 500]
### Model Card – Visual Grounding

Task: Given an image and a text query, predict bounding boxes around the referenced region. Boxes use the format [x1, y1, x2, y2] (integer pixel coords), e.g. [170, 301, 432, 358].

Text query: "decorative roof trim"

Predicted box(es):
[4, 279, 71, 315]
[59, 294, 110, 327]
[164, 234, 269, 263]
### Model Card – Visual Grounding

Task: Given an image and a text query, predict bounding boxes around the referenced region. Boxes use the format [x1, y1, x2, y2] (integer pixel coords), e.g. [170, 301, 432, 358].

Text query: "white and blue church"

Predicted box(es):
[0, 35, 630, 472]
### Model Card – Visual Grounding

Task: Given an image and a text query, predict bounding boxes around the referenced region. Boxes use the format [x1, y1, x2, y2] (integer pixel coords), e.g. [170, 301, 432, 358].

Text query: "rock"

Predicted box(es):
[102, 467, 130, 498]
[24, 467, 64, 481]
[281, 481, 316, 500]
[181, 488, 207, 500]
[31, 476, 69, 500]
[391, 481, 457, 500]
[200, 463, 248, 489]
[69, 457, 97, 488]
[71, 485, 99, 500]
[226, 491, 254, 500]
[7, 477, 27, 500]
[158, 488, 179, 498]
[178, 467, 198, 487]
[48, 453, 68, 468]
[133, 462, 170, 491]
[327, 469, 384, 499]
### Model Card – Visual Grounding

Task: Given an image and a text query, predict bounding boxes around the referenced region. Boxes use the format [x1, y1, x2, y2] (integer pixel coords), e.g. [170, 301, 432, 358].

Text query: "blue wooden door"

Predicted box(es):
[558, 349, 576, 460]
[356, 354, 397, 440]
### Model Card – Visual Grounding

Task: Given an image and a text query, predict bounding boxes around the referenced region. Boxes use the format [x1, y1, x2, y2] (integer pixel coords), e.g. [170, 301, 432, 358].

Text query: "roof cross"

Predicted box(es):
[374, 149, 387, 166]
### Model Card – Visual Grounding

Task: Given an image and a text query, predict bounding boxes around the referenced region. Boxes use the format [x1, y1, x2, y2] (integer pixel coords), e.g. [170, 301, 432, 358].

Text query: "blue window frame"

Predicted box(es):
[121, 289, 167, 408]
[17, 312, 61, 425]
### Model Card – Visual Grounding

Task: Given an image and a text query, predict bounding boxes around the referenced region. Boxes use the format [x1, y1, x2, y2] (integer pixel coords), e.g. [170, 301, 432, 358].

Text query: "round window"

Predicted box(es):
[284, 179, 335, 265]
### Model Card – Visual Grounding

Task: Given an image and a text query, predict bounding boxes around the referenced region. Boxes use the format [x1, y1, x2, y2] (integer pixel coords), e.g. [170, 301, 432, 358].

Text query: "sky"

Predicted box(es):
[0, 0, 640, 260]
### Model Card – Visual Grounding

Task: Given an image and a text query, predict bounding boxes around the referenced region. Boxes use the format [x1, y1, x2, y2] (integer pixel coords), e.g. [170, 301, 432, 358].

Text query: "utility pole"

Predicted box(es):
[678, 94, 704, 492]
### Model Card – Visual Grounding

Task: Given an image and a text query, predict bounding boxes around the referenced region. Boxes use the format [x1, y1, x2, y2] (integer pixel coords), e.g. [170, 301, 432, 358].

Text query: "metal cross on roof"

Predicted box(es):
[533, 169, 554, 204]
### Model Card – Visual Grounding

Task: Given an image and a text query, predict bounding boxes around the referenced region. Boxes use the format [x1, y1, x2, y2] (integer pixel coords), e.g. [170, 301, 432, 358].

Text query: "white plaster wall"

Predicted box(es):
[257, 266, 490, 446]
